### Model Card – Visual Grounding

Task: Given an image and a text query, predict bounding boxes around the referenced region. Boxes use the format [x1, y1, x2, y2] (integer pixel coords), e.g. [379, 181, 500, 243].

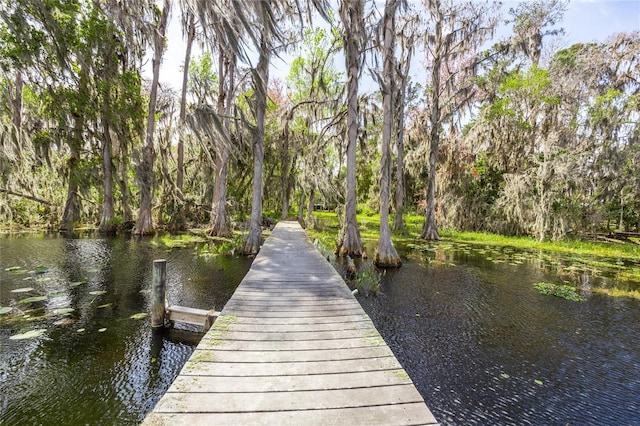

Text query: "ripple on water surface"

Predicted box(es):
[0, 234, 251, 425]
[355, 255, 640, 425]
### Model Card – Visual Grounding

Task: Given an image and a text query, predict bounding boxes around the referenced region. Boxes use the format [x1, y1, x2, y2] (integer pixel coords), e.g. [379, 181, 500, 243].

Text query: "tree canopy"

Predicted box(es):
[1, 0, 638, 251]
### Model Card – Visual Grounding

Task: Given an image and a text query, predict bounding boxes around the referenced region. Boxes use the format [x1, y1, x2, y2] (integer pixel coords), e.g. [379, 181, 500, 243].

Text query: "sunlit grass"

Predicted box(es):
[443, 230, 640, 261]
[308, 211, 640, 261]
[308, 211, 424, 248]
[306, 212, 640, 294]
[616, 269, 640, 283]
[150, 233, 208, 248]
[588, 287, 640, 300]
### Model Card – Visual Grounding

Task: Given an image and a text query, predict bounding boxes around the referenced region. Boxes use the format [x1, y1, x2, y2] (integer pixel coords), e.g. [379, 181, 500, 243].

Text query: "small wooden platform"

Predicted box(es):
[166, 305, 220, 330]
[143, 221, 438, 425]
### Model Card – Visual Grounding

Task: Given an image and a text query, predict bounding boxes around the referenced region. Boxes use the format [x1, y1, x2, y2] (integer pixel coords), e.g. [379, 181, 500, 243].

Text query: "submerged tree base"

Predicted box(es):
[421, 220, 440, 241]
[209, 226, 233, 239]
[243, 226, 263, 255]
[133, 210, 154, 235]
[373, 248, 402, 268]
[98, 223, 117, 234]
[336, 222, 363, 257]
[209, 214, 233, 238]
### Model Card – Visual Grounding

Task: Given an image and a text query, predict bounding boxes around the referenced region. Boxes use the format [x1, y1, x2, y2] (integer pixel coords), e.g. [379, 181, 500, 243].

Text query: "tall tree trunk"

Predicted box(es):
[280, 136, 290, 219]
[99, 123, 116, 233]
[393, 36, 412, 231]
[60, 63, 90, 232]
[297, 188, 306, 228]
[6, 71, 24, 163]
[393, 132, 405, 231]
[210, 146, 232, 237]
[210, 49, 235, 237]
[243, 32, 269, 254]
[99, 51, 116, 234]
[280, 184, 290, 219]
[421, 16, 442, 241]
[177, 11, 195, 196]
[375, 0, 401, 267]
[134, 0, 170, 235]
[306, 186, 316, 230]
[619, 193, 624, 231]
[118, 151, 133, 223]
[421, 124, 440, 240]
[59, 142, 81, 232]
[8, 71, 23, 130]
[336, 0, 364, 257]
[172, 11, 195, 231]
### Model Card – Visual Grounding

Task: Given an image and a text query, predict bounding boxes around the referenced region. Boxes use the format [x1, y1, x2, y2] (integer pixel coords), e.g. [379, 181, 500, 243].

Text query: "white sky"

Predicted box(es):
[152, 0, 640, 93]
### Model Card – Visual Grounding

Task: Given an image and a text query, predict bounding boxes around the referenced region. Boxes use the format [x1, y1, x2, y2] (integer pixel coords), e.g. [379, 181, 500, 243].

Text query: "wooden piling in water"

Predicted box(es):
[151, 259, 167, 328]
[150, 259, 219, 331]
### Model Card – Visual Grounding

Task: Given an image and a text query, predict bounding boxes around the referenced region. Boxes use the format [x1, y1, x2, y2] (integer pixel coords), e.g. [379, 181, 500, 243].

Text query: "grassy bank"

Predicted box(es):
[306, 211, 640, 261]
[304, 211, 640, 300]
[445, 230, 640, 261]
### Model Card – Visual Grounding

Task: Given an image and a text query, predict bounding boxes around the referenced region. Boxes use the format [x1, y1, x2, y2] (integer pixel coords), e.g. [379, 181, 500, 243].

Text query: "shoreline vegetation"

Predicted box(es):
[305, 211, 640, 260]
[303, 211, 640, 301]
[2, 210, 639, 301]
[2, 209, 639, 261]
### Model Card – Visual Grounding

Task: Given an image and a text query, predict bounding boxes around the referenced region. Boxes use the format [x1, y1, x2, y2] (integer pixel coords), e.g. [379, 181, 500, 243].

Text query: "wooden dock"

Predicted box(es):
[143, 221, 438, 425]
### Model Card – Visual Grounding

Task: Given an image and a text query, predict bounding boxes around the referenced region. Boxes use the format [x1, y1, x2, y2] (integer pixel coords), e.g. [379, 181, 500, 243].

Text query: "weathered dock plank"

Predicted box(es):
[144, 403, 433, 426]
[169, 369, 412, 392]
[179, 356, 404, 376]
[143, 221, 438, 426]
[190, 345, 396, 363]
[152, 384, 425, 412]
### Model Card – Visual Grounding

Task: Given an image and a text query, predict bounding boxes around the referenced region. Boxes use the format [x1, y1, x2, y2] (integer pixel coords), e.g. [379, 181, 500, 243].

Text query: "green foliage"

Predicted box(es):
[468, 153, 503, 205]
[188, 52, 219, 103]
[358, 204, 377, 217]
[487, 97, 516, 120]
[286, 27, 342, 104]
[500, 66, 561, 108]
[534, 282, 584, 302]
[589, 286, 640, 300]
[151, 234, 207, 249]
[445, 230, 640, 260]
[354, 264, 382, 297]
[357, 140, 379, 204]
[103, 216, 124, 228]
[0, 0, 638, 249]
[552, 44, 581, 68]
[199, 234, 244, 257]
[309, 211, 640, 291]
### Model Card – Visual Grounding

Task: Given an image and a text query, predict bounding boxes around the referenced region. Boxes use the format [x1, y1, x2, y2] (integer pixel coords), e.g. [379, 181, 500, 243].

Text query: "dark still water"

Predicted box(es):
[349, 242, 640, 426]
[2, 233, 640, 425]
[0, 234, 251, 425]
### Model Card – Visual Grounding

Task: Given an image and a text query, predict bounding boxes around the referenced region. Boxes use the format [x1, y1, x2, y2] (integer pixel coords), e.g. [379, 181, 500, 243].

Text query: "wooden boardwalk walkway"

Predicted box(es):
[143, 221, 438, 425]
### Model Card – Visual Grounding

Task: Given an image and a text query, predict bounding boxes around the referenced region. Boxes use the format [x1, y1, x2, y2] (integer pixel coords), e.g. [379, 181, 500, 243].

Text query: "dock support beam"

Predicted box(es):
[151, 259, 167, 328]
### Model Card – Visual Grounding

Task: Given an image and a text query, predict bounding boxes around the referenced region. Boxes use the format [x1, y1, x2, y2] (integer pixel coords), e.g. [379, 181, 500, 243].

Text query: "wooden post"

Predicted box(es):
[151, 259, 167, 328]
